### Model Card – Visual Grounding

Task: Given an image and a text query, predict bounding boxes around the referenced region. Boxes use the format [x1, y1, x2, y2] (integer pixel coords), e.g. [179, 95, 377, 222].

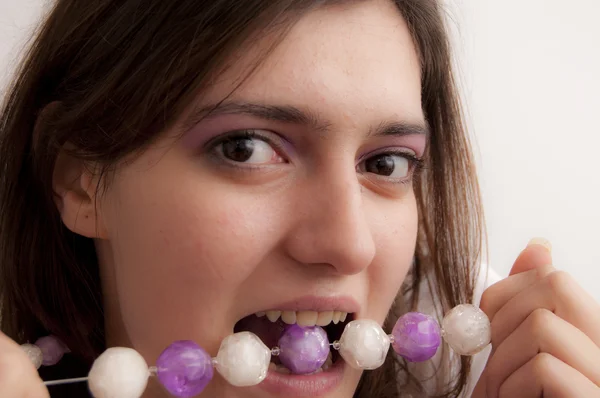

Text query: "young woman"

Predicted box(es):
[1, 0, 599, 397]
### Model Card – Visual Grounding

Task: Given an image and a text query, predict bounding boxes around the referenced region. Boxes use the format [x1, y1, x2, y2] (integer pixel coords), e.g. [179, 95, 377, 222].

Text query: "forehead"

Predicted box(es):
[189, 0, 423, 126]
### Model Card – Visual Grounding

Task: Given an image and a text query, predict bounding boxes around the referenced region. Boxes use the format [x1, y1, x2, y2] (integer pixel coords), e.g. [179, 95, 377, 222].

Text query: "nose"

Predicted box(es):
[283, 168, 376, 276]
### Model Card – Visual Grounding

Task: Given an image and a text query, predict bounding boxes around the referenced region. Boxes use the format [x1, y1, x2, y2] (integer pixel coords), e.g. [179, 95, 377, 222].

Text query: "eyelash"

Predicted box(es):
[205, 129, 287, 167]
[206, 129, 425, 183]
[358, 149, 425, 185]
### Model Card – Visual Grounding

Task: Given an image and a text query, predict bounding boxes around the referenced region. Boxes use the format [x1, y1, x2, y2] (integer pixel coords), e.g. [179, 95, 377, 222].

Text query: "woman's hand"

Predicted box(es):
[472, 239, 600, 397]
[0, 332, 49, 397]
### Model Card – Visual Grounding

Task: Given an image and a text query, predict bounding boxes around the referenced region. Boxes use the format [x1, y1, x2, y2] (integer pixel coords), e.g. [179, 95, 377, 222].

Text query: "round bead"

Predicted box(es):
[156, 341, 213, 397]
[338, 319, 390, 370]
[391, 312, 441, 362]
[21, 344, 43, 369]
[441, 304, 491, 356]
[88, 347, 149, 398]
[278, 325, 330, 374]
[35, 336, 68, 366]
[215, 332, 270, 387]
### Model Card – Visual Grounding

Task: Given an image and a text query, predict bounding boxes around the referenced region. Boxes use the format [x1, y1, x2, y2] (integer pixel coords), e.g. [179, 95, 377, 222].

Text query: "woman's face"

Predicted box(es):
[95, 1, 425, 396]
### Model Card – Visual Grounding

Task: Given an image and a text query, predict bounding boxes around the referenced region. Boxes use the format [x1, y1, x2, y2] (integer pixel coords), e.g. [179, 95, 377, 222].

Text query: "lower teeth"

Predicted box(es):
[269, 362, 292, 374]
[268, 352, 334, 374]
[322, 352, 333, 370]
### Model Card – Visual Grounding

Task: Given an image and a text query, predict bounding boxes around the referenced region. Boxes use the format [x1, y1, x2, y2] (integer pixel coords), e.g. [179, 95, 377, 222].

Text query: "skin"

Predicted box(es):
[2, 1, 599, 397]
[57, 1, 423, 397]
[471, 242, 600, 398]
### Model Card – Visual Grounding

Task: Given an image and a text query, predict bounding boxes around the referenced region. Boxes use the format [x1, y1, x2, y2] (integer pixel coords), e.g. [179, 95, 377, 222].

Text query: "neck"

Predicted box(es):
[95, 239, 132, 349]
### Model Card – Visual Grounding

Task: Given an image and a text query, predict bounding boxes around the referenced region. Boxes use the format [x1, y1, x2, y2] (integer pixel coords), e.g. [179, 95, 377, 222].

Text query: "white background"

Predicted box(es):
[444, 0, 600, 298]
[2, 1, 599, 299]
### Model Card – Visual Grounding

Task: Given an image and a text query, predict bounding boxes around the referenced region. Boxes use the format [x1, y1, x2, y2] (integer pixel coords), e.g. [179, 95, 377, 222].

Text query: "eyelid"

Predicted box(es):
[357, 146, 419, 164]
[357, 149, 424, 184]
[204, 129, 291, 164]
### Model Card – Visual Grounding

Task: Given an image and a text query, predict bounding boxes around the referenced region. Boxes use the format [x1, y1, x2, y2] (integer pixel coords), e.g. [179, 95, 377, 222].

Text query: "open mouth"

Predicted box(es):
[234, 310, 355, 374]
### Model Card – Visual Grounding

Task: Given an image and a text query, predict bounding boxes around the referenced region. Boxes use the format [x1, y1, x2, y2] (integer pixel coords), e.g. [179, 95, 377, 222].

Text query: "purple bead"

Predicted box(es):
[391, 312, 441, 362]
[278, 324, 330, 375]
[34, 336, 68, 366]
[156, 340, 213, 397]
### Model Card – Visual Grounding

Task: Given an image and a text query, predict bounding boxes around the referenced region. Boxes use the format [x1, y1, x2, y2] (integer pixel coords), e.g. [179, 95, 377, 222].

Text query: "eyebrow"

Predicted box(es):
[183, 101, 429, 138]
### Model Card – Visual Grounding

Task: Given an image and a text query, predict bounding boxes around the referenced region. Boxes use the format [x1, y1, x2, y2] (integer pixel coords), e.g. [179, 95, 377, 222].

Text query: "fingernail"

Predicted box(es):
[527, 237, 552, 252]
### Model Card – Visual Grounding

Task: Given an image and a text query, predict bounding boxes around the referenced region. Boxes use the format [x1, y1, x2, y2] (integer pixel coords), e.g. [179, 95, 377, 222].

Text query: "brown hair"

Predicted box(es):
[0, 0, 483, 397]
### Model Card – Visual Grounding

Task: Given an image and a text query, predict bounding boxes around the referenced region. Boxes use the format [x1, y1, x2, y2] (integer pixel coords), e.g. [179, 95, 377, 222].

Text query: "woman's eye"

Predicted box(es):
[218, 135, 282, 164]
[363, 153, 410, 178]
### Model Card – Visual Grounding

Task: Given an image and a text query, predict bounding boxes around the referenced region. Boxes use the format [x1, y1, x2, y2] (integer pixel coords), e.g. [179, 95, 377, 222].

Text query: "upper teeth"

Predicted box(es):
[255, 310, 349, 327]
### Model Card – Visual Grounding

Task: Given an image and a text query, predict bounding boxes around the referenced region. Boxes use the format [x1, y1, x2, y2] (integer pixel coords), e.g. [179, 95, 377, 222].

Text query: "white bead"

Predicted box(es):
[88, 347, 149, 398]
[215, 332, 270, 387]
[441, 304, 491, 356]
[338, 319, 390, 370]
[20, 344, 43, 369]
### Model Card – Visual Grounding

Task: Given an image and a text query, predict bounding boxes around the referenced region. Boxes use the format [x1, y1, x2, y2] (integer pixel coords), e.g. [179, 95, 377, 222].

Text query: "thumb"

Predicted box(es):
[509, 237, 553, 276]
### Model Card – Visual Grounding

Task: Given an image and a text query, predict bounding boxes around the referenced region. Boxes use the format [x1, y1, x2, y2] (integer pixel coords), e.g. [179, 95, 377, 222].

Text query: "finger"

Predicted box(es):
[499, 353, 600, 398]
[480, 264, 555, 324]
[0, 330, 21, 349]
[492, 270, 600, 348]
[509, 238, 553, 276]
[480, 240, 555, 322]
[485, 309, 600, 398]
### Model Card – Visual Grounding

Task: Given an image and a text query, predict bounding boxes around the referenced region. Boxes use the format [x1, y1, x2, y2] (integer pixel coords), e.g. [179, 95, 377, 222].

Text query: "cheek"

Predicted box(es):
[101, 163, 285, 354]
[112, 190, 263, 288]
[367, 196, 418, 322]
